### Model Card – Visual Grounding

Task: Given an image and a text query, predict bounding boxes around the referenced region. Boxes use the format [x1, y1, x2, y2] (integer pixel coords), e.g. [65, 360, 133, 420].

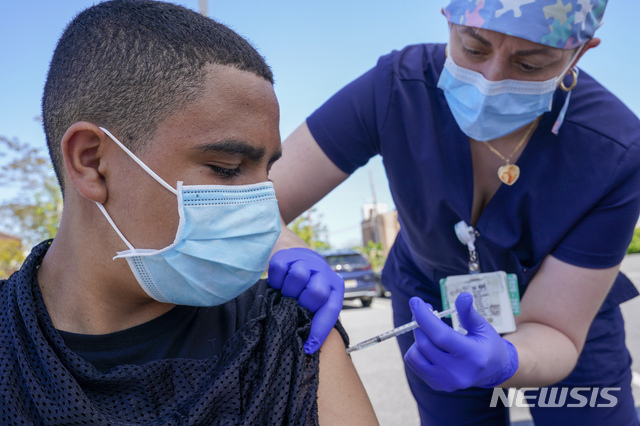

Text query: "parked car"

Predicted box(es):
[374, 271, 390, 298]
[321, 249, 378, 307]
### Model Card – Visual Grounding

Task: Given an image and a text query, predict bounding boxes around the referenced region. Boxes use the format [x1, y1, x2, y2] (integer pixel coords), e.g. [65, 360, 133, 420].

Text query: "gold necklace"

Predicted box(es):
[483, 118, 539, 186]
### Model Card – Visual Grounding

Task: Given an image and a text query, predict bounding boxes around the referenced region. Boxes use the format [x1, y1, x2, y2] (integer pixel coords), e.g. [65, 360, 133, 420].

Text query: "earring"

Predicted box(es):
[560, 69, 578, 92]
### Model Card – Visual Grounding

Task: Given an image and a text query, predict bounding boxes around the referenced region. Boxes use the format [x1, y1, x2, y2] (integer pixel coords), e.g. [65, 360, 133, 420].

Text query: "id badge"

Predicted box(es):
[440, 271, 519, 334]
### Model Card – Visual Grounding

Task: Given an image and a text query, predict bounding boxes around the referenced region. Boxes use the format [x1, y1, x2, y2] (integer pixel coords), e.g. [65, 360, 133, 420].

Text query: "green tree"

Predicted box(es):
[288, 208, 331, 251]
[627, 228, 640, 254]
[354, 240, 386, 272]
[0, 135, 62, 250]
[0, 237, 24, 278]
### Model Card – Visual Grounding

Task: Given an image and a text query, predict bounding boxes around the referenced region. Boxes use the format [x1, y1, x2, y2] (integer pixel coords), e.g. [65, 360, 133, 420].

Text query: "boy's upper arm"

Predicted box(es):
[316, 328, 379, 425]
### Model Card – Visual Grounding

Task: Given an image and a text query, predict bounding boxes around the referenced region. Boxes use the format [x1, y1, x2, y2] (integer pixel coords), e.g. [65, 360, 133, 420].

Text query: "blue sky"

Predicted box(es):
[1, 1, 639, 248]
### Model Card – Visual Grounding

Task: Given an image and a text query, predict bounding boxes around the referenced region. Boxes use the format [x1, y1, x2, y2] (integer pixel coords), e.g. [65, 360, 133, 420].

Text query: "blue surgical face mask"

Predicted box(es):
[96, 127, 281, 306]
[437, 53, 579, 141]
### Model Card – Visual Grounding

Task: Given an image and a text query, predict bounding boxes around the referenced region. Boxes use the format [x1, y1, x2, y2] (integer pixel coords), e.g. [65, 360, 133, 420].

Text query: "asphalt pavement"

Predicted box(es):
[339, 253, 640, 425]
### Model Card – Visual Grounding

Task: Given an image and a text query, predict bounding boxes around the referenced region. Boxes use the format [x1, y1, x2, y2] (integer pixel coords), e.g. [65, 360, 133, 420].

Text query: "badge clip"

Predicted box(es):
[454, 220, 480, 273]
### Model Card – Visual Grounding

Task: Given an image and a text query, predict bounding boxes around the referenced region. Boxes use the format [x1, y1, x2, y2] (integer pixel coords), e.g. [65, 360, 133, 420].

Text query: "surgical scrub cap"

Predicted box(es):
[443, 0, 607, 49]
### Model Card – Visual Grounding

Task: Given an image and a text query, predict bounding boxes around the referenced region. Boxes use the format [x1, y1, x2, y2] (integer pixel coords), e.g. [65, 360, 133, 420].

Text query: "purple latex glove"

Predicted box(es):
[268, 248, 345, 354]
[404, 292, 518, 392]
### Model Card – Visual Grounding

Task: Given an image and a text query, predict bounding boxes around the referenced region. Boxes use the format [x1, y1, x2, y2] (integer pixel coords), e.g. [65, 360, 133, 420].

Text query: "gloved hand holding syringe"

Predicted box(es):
[346, 307, 457, 354]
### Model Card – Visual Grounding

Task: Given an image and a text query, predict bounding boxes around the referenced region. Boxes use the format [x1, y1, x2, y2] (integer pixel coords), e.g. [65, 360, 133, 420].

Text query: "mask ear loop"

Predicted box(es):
[99, 127, 177, 195]
[96, 127, 179, 257]
[95, 201, 136, 256]
[551, 46, 584, 134]
[557, 45, 583, 92]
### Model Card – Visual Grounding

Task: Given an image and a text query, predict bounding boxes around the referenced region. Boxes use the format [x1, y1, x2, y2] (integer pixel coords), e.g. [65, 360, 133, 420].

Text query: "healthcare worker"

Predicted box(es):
[267, 0, 640, 424]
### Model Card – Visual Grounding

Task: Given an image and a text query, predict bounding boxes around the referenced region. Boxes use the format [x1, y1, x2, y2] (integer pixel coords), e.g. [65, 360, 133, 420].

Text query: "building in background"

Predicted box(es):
[361, 203, 400, 256]
[0, 232, 19, 241]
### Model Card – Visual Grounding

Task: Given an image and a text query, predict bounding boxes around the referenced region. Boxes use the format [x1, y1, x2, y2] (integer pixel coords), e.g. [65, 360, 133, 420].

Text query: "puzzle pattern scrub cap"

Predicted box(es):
[443, 0, 607, 49]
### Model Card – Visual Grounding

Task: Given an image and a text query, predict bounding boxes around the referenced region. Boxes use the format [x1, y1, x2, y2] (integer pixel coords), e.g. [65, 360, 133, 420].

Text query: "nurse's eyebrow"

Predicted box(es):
[513, 48, 559, 58]
[461, 27, 491, 46]
[461, 27, 558, 58]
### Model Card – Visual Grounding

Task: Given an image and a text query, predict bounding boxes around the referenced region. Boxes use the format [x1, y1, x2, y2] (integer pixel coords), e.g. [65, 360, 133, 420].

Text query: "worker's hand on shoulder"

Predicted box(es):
[404, 292, 519, 392]
[268, 247, 345, 354]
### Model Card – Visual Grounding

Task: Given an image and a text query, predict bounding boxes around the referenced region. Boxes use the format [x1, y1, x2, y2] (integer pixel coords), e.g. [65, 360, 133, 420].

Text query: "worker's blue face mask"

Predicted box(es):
[96, 127, 281, 306]
[437, 55, 574, 141]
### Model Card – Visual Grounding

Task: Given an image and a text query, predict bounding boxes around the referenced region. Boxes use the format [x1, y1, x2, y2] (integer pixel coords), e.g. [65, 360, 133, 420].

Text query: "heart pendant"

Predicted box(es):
[497, 164, 520, 186]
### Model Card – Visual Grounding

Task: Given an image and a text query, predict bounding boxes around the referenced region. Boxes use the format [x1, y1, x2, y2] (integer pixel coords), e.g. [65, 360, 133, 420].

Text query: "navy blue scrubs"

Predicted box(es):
[307, 43, 640, 425]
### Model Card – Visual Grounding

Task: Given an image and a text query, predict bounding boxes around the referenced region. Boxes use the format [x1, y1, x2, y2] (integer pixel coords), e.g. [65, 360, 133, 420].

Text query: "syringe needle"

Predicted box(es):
[346, 307, 457, 354]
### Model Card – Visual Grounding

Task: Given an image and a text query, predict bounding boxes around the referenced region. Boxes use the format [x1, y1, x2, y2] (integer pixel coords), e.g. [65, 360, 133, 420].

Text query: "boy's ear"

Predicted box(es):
[61, 122, 109, 203]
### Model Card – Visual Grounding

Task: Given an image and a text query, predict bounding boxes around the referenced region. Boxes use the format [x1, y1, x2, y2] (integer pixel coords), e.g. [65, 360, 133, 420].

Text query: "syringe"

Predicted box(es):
[346, 307, 457, 354]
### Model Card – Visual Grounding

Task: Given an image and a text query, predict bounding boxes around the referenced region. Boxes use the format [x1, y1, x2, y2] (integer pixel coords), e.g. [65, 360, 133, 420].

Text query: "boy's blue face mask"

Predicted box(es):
[96, 127, 281, 306]
[437, 53, 577, 141]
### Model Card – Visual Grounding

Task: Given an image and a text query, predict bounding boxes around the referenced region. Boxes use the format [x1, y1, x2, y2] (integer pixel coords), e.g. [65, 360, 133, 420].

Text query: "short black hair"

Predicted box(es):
[42, 0, 273, 192]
